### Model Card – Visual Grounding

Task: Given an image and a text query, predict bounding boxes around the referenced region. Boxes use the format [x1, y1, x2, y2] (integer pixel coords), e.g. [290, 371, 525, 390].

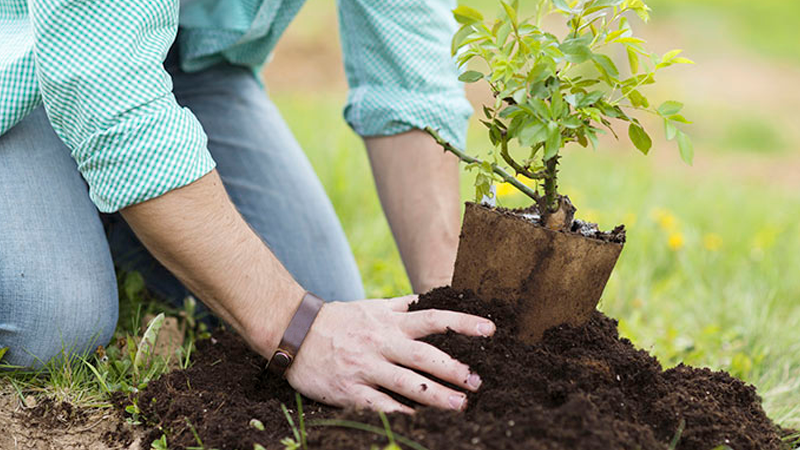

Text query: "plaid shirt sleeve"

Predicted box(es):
[337, 0, 473, 149]
[28, 0, 215, 213]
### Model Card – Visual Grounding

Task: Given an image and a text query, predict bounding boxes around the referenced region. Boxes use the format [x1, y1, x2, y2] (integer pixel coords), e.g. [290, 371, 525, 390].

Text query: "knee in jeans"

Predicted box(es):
[1, 272, 118, 369]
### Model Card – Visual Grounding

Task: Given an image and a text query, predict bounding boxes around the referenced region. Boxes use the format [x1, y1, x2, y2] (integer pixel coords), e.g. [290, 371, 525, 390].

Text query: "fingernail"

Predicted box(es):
[467, 373, 482, 390]
[449, 394, 466, 410]
[477, 321, 494, 336]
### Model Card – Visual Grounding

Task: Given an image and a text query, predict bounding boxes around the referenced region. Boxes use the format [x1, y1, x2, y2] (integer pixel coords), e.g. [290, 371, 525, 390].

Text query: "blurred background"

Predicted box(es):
[260, 0, 800, 426]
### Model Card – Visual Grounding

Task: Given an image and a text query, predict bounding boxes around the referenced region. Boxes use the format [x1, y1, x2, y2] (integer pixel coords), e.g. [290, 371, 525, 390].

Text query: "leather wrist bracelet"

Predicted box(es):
[265, 291, 324, 378]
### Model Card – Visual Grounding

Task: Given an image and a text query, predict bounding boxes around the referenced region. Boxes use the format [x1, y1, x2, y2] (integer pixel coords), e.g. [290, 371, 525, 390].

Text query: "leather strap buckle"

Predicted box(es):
[265, 292, 324, 378]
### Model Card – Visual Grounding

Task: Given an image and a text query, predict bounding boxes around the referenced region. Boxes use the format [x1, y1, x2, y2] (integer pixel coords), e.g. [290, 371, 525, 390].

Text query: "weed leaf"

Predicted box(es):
[134, 313, 165, 376]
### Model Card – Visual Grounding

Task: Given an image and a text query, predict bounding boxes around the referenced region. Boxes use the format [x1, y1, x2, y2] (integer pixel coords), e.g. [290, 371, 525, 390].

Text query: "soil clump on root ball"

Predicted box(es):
[136, 288, 789, 450]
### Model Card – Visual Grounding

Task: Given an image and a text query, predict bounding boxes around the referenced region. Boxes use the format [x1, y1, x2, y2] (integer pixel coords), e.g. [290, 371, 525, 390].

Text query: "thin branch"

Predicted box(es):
[500, 139, 547, 180]
[425, 127, 541, 203]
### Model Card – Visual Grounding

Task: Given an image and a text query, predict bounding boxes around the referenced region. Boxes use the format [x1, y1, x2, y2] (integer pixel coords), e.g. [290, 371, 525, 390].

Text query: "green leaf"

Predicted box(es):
[592, 54, 619, 79]
[250, 419, 266, 431]
[134, 313, 165, 376]
[559, 38, 592, 64]
[496, 22, 512, 46]
[668, 114, 692, 124]
[657, 100, 683, 116]
[458, 70, 484, 83]
[662, 49, 683, 62]
[587, 128, 600, 150]
[550, 88, 566, 118]
[628, 0, 651, 22]
[677, 130, 694, 165]
[627, 89, 649, 108]
[526, 63, 549, 84]
[577, 90, 604, 107]
[528, 98, 551, 119]
[628, 123, 652, 154]
[551, 0, 573, 13]
[544, 122, 561, 160]
[672, 57, 696, 65]
[151, 435, 168, 450]
[627, 47, 640, 74]
[590, 0, 624, 8]
[616, 37, 645, 44]
[451, 24, 476, 56]
[452, 5, 484, 25]
[501, 1, 517, 26]
[519, 122, 548, 146]
[512, 88, 527, 105]
[605, 29, 627, 43]
[562, 116, 583, 129]
[664, 119, 678, 140]
[0, 347, 8, 363]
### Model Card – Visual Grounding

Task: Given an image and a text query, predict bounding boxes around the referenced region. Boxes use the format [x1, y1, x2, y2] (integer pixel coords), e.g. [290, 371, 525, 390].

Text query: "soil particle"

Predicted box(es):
[136, 288, 788, 450]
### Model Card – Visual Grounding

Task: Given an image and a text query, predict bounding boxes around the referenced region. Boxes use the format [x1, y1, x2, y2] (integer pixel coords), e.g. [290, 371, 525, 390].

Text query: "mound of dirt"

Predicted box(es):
[136, 287, 792, 450]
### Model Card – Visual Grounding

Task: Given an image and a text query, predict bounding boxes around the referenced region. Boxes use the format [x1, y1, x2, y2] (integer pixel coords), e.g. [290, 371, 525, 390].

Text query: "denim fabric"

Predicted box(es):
[0, 55, 364, 368]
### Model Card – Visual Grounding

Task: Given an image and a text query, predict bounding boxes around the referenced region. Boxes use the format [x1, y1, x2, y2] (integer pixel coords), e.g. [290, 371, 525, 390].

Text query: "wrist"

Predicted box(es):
[265, 292, 325, 377]
[243, 280, 307, 359]
[412, 275, 453, 295]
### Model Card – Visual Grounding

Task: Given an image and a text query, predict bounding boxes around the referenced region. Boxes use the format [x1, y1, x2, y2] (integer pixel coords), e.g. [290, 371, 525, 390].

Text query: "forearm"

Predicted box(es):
[365, 130, 461, 294]
[120, 170, 304, 357]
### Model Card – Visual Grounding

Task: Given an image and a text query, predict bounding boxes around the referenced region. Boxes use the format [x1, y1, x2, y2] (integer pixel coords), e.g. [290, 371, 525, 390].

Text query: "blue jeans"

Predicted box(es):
[0, 53, 364, 368]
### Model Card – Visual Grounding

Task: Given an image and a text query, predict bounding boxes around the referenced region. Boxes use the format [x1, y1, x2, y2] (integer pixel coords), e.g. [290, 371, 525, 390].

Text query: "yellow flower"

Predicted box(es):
[496, 182, 516, 198]
[703, 233, 723, 251]
[650, 208, 678, 231]
[752, 226, 779, 251]
[668, 232, 684, 251]
[659, 213, 677, 231]
[496, 174, 535, 198]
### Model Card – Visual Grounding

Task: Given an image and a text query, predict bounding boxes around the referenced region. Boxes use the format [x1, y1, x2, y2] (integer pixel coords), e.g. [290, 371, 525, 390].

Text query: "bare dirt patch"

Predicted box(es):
[0, 389, 141, 450]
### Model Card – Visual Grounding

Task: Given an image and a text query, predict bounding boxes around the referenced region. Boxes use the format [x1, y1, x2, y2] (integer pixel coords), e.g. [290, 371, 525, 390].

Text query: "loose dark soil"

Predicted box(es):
[135, 288, 792, 450]
[496, 203, 627, 244]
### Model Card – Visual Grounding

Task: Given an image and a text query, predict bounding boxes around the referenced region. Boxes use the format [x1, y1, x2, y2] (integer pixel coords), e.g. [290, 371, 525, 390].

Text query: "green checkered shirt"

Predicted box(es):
[0, 0, 472, 212]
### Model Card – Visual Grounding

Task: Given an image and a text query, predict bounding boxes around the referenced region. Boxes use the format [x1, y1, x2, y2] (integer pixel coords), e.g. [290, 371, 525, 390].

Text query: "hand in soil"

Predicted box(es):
[284, 295, 496, 413]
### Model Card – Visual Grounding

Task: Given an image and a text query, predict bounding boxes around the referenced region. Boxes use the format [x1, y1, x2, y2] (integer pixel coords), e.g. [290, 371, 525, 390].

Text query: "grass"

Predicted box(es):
[0, 271, 199, 411]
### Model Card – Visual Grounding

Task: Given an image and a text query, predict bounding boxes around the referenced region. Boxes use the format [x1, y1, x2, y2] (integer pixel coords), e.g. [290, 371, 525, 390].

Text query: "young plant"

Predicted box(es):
[151, 434, 168, 450]
[428, 0, 694, 229]
[279, 393, 308, 450]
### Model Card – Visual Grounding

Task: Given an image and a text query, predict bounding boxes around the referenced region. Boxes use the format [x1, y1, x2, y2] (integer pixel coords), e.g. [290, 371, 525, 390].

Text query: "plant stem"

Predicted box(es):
[425, 127, 541, 203]
[500, 138, 546, 180]
[543, 156, 559, 212]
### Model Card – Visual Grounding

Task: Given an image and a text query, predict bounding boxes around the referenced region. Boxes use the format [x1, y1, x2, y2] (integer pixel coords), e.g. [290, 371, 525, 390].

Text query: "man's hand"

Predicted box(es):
[366, 130, 462, 294]
[287, 295, 495, 413]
